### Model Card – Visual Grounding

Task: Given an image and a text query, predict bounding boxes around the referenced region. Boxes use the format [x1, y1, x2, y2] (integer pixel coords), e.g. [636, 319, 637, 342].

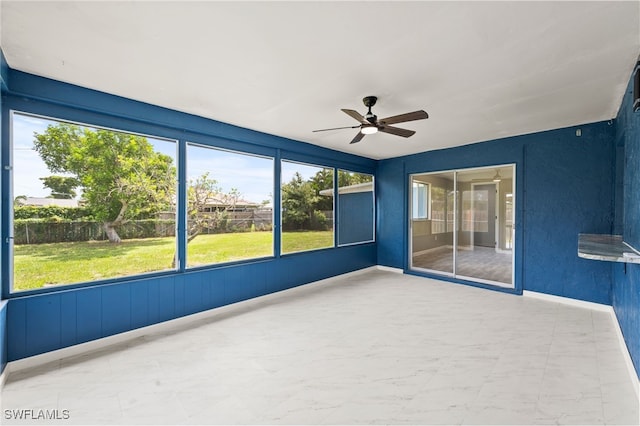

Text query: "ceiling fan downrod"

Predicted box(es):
[363, 96, 378, 124]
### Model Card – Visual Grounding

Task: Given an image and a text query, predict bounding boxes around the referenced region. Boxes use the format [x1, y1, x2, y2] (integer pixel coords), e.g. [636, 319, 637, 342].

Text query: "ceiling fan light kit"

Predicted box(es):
[313, 96, 429, 144]
[361, 125, 378, 135]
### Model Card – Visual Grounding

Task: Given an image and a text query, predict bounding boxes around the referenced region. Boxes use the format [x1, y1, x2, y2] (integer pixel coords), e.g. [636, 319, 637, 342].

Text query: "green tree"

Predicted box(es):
[169, 172, 240, 268]
[337, 170, 372, 187]
[39, 175, 80, 199]
[33, 123, 176, 243]
[309, 168, 334, 211]
[187, 172, 239, 243]
[281, 172, 322, 230]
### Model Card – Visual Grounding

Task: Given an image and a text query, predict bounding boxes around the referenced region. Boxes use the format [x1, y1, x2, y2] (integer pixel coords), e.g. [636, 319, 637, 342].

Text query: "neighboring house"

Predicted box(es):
[319, 182, 375, 245]
[16, 197, 81, 208]
[318, 181, 373, 197]
[199, 195, 260, 213]
[164, 193, 263, 215]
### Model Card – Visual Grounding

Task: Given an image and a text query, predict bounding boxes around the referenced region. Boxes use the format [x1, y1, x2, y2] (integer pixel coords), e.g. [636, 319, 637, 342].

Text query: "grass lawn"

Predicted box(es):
[13, 230, 333, 291]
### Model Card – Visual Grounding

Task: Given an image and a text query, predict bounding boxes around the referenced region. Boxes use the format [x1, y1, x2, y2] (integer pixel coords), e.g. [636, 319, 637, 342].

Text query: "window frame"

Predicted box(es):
[336, 169, 375, 247]
[7, 110, 180, 294]
[280, 159, 336, 255]
[411, 180, 430, 220]
[184, 141, 276, 269]
[408, 164, 516, 289]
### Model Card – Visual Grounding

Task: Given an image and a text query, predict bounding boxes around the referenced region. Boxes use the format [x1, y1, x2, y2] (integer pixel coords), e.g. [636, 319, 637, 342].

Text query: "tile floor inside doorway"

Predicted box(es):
[413, 246, 513, 284]
[2, 270, 638, 425]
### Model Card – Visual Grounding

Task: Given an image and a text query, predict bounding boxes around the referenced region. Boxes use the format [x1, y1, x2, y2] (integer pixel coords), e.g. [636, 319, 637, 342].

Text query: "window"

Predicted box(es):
[185, 143, 274, 267]
[412, 181, 429, 219]
[281, 161, 334, 254]
[11, 112, 177, 292]
[336, 170, 374, 246]
[8, 111, 374, 294]
[431, 186, 446, 234]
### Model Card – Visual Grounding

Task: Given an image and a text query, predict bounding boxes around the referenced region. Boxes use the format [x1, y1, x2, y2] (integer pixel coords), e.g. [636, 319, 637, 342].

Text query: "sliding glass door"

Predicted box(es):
[410, 171, 455, 275]
[409, 165, 515, 288]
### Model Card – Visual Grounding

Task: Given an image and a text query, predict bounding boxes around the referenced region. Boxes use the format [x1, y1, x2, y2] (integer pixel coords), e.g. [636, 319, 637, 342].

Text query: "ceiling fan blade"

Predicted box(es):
[379, 110, 429, 125]
[312, 125, 360, 132]
[379, 125, 416, 138]
[349, 131, 365, 144]
[341, 109, 368, 124]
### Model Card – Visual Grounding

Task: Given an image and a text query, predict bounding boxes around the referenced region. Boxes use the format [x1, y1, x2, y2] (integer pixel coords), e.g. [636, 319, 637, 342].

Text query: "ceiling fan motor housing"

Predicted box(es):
[363, 96, 378, 123]
[362, 96, 378, 108]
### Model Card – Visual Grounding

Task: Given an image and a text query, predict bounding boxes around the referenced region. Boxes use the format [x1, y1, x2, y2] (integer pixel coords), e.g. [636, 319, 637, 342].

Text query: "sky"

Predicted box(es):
[186, 143, 273, 205]
[12, 112, 329, 206]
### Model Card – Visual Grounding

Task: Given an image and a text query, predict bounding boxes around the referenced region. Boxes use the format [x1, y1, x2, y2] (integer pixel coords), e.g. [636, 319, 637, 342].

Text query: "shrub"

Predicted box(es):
[14, 219, 176, 244]
[14, 205, 95, 220]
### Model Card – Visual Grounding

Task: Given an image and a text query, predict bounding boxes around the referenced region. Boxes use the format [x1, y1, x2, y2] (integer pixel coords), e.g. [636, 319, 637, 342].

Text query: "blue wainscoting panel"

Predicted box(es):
[101, 284, 132, 337]
[204, 270, 227, 313]
[59, 292, 77, 349]
[6, 299, 26, 361]
[26, 295, 62, 356]
[157, 277, 176, 323]
[6, 244, 375, 361]
[224, 266, 247, 305]
[75, 287, 103, 344]
[0, 301, 7, 374]
[130, 281, 150, 330]
[173, 275, 186, 319]
[184, 272, 207, 315]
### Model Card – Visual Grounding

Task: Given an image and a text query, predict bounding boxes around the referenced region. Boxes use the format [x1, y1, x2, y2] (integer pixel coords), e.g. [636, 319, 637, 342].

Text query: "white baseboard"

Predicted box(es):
[376, 265, 404, 274]
[522, 290, 612, 312]
[4, 265, 379, 376]
[611, 307, 640, 400]
[523, 290, 639, 398]
[0, 367, 7, 389]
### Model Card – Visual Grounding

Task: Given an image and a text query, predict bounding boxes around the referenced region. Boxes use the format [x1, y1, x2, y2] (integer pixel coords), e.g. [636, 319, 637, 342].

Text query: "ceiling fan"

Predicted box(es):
[313, 96, 429, 144]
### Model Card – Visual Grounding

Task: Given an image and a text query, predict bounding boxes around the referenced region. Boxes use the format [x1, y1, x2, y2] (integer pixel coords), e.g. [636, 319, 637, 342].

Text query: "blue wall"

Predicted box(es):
[0, 49, 7, 374]
[0, 254, 3, 372]
[0, 301, 6, 374]
[1, 64, 377, 361]
[377, 122, 615, 303]
[612, 66, 640, 377]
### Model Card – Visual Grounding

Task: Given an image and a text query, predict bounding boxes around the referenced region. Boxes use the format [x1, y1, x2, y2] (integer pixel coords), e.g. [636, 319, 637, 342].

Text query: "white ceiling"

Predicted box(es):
[1, 1, 639, 160]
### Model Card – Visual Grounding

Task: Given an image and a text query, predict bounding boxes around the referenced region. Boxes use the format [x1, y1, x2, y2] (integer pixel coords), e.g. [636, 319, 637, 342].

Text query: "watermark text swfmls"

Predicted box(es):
[4, 409, 71, 421]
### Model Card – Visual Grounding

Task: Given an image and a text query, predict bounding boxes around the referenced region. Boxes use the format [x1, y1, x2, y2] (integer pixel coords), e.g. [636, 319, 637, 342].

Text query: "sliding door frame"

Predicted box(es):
[408, 164, 516, 289]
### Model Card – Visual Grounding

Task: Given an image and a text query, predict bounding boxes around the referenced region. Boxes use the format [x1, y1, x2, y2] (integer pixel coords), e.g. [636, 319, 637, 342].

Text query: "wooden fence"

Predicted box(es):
[14, 211, 274, 244]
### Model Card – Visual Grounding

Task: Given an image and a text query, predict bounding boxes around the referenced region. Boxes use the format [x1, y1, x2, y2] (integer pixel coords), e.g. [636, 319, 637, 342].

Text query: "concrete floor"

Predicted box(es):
[1, 270, 638, 425]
